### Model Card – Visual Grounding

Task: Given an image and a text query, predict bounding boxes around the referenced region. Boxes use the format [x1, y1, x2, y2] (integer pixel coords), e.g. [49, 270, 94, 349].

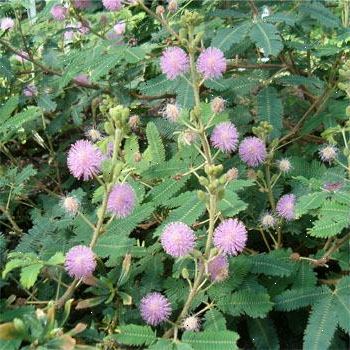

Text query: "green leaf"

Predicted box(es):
[265, 12, 297, 26]
[153, 192, 206, 237]
[257, 87, 283, 138]
[146, 177, 188, 207]
[247, 318, 279, 350]
[113, 324, 156, 346]
[295, 192, 328, 218]
[46, 252, 65, 265]
[250, 250, 295, 277]
[147, 339, 174, 350]
[218, 191, 247, 217]
[334, 293, 350, 334]
[218, 290, 273, 318]
[203, 309, 227, 331]
[303, 296, 338, 350]
[300, 2, 340, 28]
[211, 21, 251, 52]
[308, 218, 349, 238]
[0, 95, 19, 123]
[37, 94, 57, 112]
[204, 78, 231, 92]
[292, 261, 317, 289]
[319, 200, 350, 219]
[181, 330, 239, 350]
[146, 122, 165, 165]
[139, 74, 175, 96]
[250, 22, 283, 56]
[274, 286, 331, 311]
[20, 263, 43, 289]
[0, 57, 14, 80]
[175, 75, 195, 109]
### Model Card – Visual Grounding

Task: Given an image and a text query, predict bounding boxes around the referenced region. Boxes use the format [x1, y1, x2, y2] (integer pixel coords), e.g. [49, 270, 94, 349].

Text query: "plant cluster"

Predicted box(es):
[0, 0, 349, 349]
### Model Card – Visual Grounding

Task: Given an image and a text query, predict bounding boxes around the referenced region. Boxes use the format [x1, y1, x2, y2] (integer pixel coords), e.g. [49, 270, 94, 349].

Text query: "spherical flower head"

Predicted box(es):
[23, 84, 38, 97]
[73, 0, 91, 9]
[67, 139, 103, 180]
[156, 5, 165, 16]
[73, 74, 91, 86]
[196, 47, 226, 79]
[64, 245, 96, 279]
[319, 145, 337, 163]
[239, 137, 267, 167]
[61, 196, 80, 215]
[277, 158, 292, 173]
[140, 292, 171, 326]
[211, 122, 239, 153]
[182, 130, 198, 145]
[51, 5, 67, 21]
[107, 183, 136, 218]
[208, 255, 229, 282]
[103, 0, 123, 11]
[163, 103, 180, 123]
[77, 22, 90, 35]
[182, 315, 200, 331]
[211, 97, 226, 114]
[160, 47, 189, 80]
[64, 25, 75, 40]
[85, 128, 102, 142]
[260, 212, 276, 228]
[1, 17, 14, 31]
[114, 21, 126, 35]
[213, 219, 247, 256]
[276, 194, 296, 221]
[161, 222, 196, 258]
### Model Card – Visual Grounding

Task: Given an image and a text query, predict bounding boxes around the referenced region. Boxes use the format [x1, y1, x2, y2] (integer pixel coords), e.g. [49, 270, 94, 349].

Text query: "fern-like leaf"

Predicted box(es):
[146, 122, 165, 165]
[247, 318, 279, 350]
[113, 324, 156, 346]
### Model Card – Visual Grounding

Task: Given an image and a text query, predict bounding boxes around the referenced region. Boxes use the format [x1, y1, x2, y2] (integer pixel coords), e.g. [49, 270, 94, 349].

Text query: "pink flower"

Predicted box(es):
[15, 50, 29, 63]
[64, 24, 75, 40]
[208, 255, 229, 282]
[239, 137, 267, 167]
[213, 218, 247, 256]
[51, 5, 67, 21]
[1, 17, 14, 31]
[113, 21, 126, 35]
[140, 292, 171, 326]
[102, 0, 123, 11]
[23, 84, 38, 97]
[276, 194, 296, 221]
[160, 47, 189, 80]
[277, 158, 292, 173]
[73, 0, 91, 9]
[196, 47, 226, 79]
[67, 140, 103, 180]
[323, 182, 343, 192]
[210, 122, 239, 153]
[161, 222, 196, 258]
[64, 245, 96, 279]
[107, 183, 136, 218]
[77, 21, 90, 35]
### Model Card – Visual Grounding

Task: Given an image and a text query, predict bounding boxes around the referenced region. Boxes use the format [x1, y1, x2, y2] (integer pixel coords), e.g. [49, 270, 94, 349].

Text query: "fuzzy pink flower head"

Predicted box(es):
[51, 5, 67, 21]
[73, 74, 91, 86]
[213, 218, 247, 256]
[103, 0, 123, 11]
[211, 121, 239, 153]
[319, 144, 338, 163]
[107, 183, 136, 218]
[64, 245, 96, 279]
[211, 96, 226, 114]
[73, 0, 91, 9]
[23, 84, 38, 97]
[196, 47, 226, 79]
[1, 17, 14, 31]
[161, 222, 196, 258]
[64, 24, 75, 40]
[77, 21, 90, 35]
[277, 158, 292, 173]
[67, 140, 103, 181]
[114, 21, 126, 35]
[276, 194, 296, 221]
[140, 292, 171, 326]
[208, 255, 229, 282]
[160, 47, 189, 80]
[239, 137, 267, 167]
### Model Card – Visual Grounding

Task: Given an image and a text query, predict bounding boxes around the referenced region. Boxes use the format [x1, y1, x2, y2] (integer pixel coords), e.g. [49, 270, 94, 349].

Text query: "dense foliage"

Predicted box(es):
[0, 0, 349, 349]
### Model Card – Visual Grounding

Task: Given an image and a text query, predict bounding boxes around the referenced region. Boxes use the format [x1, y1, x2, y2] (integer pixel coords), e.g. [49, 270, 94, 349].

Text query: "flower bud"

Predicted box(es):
[167, 0, 178, 13]
[182, 315, 200, 331]
[163, 103, 180, 122]
[156, 5, 165, 16]
[211, 97, 225, 114]
[226, 167, 239, 181]
[62, 196, 80, 215]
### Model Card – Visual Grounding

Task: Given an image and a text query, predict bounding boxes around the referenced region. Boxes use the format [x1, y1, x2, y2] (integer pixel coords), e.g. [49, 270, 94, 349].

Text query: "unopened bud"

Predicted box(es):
[167, 0, 178, 13]
[61, 196, 80, 215]
[156, 5, 165, 16]
[226, 167, 239, 181]
[211, 97, 225, 114]
[163, 103, 180, 123]
[182, 315, 200, 331]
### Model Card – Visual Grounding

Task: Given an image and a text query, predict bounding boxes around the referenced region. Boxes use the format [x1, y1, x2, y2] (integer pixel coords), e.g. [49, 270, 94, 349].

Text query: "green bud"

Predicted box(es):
[212, 164, 223, 176]
[197, 190, 208, 202]
[14, 318, 26, 334]
[179, 28, 187, 40]
[198, 176, 209, 187]
[219, 174, 227, 185]
[181, 268, 189, 279]
[104, 121, 114, 135]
